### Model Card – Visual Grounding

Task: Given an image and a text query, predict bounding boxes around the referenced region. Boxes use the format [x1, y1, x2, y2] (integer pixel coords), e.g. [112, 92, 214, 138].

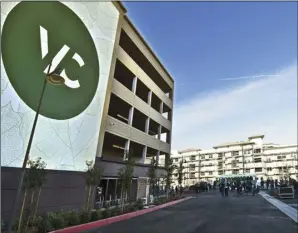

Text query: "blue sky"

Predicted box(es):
[124, 2, 297, 150]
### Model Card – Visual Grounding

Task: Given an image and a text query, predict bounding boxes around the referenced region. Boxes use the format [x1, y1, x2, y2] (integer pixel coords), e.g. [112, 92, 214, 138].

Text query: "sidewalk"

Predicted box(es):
[259, 191, 298, 223]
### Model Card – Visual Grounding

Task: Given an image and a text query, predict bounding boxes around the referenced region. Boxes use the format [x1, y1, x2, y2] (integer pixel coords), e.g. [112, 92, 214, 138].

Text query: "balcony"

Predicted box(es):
[112, 79, 171, 130]
[106, 116, 170, 153]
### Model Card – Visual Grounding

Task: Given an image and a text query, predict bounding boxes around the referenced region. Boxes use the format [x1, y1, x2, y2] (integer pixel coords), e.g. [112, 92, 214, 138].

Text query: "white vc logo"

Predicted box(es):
[40, 26, 84, 89]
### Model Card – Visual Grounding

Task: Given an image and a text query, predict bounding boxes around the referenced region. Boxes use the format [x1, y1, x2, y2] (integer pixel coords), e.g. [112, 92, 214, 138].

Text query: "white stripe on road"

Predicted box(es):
[259, 191, 298, 223]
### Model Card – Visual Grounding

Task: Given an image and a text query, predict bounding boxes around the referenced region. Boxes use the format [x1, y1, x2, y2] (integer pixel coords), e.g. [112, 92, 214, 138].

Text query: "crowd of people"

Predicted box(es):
[169, 176, 298, 197]
[216, 176, 260, 197]
[261, 177, 297, 190]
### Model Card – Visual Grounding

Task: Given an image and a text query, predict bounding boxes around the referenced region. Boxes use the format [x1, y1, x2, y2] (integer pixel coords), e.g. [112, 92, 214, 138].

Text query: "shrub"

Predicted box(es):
[33, 216, 52, 233]
[110, 207, 121, 217]
[103, 201, 110, 209]
[102, 208, 111, 219]
[12, 219, 21, 231]
[62, 210, 80, 226]
[127, 204, 136, 213]
[47, 212, 66, 230]
[90, 210, 101, 222]
[79, 210, 91, 224]
[114, 207, 122, 216]
[134, 199, 144, 210]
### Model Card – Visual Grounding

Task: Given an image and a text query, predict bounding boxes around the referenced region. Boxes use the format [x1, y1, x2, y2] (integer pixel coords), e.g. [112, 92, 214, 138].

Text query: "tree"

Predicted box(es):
[18, 157, 47, 233]
[147, 156, 157, 196]
[165, 155, 176, 194]
[177, 160, 184, 187]
[85, 160, 104, 211]
[118, 150, 135, 212]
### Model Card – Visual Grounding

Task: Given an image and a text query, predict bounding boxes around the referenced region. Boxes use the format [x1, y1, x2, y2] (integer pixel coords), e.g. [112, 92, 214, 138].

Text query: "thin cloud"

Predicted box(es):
[219, 74, 277, 81]
[172, 63, 297, 150]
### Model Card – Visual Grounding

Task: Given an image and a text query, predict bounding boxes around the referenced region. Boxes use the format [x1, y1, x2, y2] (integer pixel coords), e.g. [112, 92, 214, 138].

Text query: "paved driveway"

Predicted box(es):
[84, 191, 297, 233]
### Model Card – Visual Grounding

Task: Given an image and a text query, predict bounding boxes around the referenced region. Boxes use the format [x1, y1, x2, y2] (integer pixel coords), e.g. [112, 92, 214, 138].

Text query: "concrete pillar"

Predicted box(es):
[160, 102, 163, 114]
[142, 146, 147, 163]
[158, 124, 162, 140]
[156, 150, 160, 166]
[124, 140, 130, 160]
[128, 106, 134, 126]
[132, 76, 137, 94]
[105, 179, 109, 201]
[148, 91, 152, 105]
[114, 179, 118, 199]
[145, 117, 150, 134]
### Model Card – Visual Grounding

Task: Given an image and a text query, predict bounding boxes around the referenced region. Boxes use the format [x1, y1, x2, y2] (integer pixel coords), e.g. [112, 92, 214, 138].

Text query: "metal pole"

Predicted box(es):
[7, 65, 51, 233]
[242, 145, 245, 174]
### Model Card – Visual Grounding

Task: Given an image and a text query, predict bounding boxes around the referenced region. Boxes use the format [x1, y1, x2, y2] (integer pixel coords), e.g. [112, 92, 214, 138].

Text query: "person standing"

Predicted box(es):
[270, 179, 274, 190]
[252, 177, 257, 196]
[180, 186, 183, 196]
[220, 178, 225, 197]
[266, 178, 270, 190]
[261, 178, 264, 189]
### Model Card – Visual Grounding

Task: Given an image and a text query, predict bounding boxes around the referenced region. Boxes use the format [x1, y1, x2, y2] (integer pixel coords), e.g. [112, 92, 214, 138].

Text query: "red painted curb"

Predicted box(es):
[50, 197, 192, 233]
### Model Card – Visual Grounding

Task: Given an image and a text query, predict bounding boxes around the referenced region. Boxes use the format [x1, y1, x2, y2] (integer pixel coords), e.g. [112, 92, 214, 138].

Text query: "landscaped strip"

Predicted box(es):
[259, 191, 298, 223]
[50, 196, 193, 233]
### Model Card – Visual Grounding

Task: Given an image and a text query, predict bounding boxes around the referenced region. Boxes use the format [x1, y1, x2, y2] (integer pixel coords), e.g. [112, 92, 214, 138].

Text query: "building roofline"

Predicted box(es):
[122, 15, 175, 84]
[213, 141, 254, 149]
[178, 148, 201, 154]
[264, 144, 298, 150]
[248, 134, 265, 140]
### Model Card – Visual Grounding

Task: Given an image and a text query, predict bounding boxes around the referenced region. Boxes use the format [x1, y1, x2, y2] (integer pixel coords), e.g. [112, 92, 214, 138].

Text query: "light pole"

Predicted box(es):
[7, 64, 65, 233]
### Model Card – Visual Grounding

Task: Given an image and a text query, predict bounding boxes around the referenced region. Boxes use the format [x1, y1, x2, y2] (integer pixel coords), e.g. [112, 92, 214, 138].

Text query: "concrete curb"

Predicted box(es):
[259, 191, 298, 223]
[49, 197, 193, 233]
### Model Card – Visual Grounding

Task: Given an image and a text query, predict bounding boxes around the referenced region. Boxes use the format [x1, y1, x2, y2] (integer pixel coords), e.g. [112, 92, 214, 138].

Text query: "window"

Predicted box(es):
[267, 167, 272, 171]
[218, 153, 223, 157]
[254, 148, 261, 153]
[190, 173, 195, 179]
[218, 171, 223, 175]
[190, 155, 196, 161]
[255, 168, 262, 173]
[201, 172, 205, 176]
[254, 158, 262, 163]
[209, 154, 213, 159]
[277, 155, 286, 160]
[232, 170, 239, 174]
[174, 158, 178, 162]
[209, 171, 213, 175]
[209, 163, 213, 166]
[244, 150, 251, 155]
[201, 155, 205, 160]
[232, 151, 239, 156]
[189, 164, 195, 171]
[245, 169, 250, 173]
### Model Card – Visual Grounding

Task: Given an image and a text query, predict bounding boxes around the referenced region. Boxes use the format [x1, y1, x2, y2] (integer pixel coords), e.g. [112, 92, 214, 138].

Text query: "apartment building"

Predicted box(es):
[171, 135, 298, 187]
[1, 1, 174, 219]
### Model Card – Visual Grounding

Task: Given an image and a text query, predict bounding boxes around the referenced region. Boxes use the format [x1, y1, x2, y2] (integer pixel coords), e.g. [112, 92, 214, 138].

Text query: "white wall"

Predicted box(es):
[1, 2, 120, 171]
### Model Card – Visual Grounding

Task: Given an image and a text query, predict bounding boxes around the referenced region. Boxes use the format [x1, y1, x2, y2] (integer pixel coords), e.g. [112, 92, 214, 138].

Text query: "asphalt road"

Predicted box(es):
[84, 191, 297, 233]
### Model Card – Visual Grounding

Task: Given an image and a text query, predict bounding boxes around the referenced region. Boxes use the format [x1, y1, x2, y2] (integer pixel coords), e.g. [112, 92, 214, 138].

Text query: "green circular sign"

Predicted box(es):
[1, 2, 99, 120]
